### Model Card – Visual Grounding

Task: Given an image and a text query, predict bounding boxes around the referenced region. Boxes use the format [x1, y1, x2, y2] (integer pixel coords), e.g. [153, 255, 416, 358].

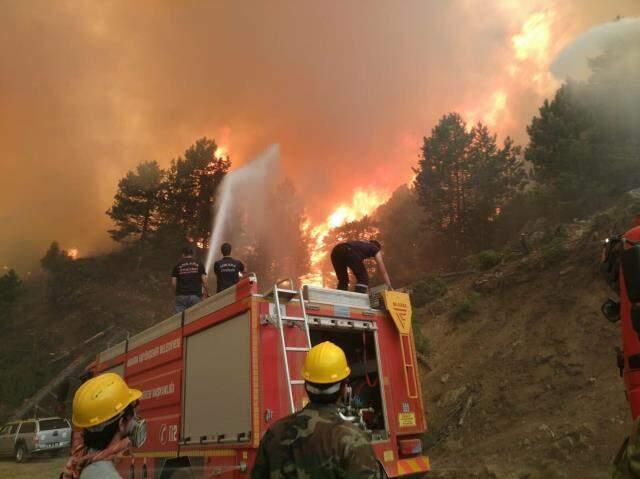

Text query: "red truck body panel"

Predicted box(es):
[89, 277, 429, 478]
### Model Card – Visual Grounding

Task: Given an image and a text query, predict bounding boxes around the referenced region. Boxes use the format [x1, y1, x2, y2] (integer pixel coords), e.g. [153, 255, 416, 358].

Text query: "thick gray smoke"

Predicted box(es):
[551, 17, 640, 80]
[551, 16, 640, 136]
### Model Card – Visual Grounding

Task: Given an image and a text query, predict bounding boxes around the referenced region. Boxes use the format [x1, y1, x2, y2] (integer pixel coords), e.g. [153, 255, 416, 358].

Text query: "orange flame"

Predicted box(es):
[301, 188, 390, 285]
[462, 8, 559, 133]
[512, 11, 553, 65]
[214, 145, 227, 160]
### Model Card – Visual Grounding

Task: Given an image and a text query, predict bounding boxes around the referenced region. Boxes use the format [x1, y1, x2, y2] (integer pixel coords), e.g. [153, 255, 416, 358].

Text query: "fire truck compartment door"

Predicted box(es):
[183, 312, 251, 442]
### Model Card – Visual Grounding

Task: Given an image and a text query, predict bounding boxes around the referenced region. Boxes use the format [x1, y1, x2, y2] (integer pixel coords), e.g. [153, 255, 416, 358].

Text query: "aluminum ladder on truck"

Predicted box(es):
[269, 280, 312, 414]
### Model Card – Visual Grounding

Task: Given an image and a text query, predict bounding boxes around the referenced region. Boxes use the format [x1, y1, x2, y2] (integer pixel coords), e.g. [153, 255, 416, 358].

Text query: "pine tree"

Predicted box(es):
[40, 241, 72, 273]
[0, 269, 21, 306]
[414, 113, 525, 263]
[106, 161, 164, 242]
[161, 138, 230, 247]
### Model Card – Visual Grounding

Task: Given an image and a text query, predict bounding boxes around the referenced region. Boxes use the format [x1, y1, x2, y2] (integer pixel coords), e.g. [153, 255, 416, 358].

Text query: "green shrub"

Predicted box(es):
[413, 325, 431, 358]
[542, 237, 570, 266]
[450, 292, 480, 321]
[411, 274, 448, 308]
[474, 250, 503, 271]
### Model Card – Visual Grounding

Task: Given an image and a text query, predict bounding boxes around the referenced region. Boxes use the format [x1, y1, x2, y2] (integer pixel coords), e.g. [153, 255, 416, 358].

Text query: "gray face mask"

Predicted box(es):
[126, 416, 147, 448]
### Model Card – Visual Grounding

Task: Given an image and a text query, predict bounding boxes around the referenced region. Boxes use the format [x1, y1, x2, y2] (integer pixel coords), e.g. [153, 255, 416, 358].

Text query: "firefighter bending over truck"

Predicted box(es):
[331, 239, 392, 293]
[61, 373, 147, 479]
[251, 341, 380, 479]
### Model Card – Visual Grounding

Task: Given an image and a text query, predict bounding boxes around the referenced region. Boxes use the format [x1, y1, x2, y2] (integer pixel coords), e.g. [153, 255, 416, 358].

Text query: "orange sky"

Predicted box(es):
[1, 0, 639, 272]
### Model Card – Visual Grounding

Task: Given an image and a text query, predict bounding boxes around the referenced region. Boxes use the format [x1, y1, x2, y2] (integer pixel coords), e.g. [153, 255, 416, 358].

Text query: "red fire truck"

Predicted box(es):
[89, 276, 429, 478]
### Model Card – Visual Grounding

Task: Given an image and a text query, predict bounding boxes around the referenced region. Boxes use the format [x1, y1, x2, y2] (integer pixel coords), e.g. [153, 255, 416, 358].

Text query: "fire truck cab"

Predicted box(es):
[90, 276, 429, 478]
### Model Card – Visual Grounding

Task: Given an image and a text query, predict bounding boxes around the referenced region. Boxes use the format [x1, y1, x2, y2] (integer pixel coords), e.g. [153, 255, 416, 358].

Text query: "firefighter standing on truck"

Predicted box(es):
[60, 373, 146, 479]
[171, 246, 207, 313]
[213, 242, 245, 292]
[331, 239, 392, 293]
[251, 341, 380, 479]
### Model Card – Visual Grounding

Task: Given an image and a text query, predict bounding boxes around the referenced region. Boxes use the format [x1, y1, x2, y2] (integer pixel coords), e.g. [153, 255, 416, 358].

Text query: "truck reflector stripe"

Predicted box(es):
[396, 455, 430, 474]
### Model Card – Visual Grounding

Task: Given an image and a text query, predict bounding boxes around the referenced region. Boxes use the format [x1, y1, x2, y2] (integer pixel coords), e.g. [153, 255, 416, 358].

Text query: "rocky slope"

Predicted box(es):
[416, 199, 640, 478]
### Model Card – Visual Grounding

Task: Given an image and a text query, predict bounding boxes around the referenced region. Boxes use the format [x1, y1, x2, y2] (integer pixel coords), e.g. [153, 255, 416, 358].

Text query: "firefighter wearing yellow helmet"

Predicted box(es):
[251, 341, 380, 479]
[60, 373, 146, 479]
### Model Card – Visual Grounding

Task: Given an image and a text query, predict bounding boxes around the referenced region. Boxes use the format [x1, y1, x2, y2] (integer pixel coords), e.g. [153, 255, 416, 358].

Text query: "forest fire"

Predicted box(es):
[214, 145, 228, 160]
[300, 188, 390, 285]
[512, 11, 554, 65]
[463, 8, 559, 133]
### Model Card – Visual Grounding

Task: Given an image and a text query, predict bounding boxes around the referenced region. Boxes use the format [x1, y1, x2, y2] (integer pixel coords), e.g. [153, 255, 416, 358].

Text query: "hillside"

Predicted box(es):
[416, 194, 640, 478]
[0, 248, 175, 420]
[2, 195, 640, 479]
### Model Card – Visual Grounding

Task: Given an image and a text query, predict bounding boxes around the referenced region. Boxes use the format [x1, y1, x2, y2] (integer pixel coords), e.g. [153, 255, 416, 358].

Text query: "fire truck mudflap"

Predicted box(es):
[89, 277, 429, 478]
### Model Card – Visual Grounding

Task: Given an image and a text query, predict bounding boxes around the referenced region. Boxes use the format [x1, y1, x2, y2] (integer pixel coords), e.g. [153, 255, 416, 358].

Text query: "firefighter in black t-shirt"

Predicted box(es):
[330, 240, 392, 293]
[171, 246, 207, 313]
[213, 243, 245, 293]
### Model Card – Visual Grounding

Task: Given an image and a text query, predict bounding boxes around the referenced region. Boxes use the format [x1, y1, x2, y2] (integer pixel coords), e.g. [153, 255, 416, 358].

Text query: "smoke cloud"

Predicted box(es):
[1, 0, 639, 272]
[551, 17, 640, 80]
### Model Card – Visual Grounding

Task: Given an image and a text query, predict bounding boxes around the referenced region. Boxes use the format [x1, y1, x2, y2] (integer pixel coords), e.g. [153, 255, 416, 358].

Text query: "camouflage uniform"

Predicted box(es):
[614, 418, 640, 478]
[251, 402, 380, 479]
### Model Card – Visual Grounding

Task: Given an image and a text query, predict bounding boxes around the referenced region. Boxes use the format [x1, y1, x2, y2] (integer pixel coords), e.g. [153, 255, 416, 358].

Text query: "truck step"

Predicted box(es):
[276, 288, 299, 295]
[290, 380, 305, 385]
[281, 316, 305, 322]
[285, 346, 310, 352]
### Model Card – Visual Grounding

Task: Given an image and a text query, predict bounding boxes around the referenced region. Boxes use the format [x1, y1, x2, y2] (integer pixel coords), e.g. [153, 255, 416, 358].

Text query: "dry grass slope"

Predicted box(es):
[416, 208, 637, 478]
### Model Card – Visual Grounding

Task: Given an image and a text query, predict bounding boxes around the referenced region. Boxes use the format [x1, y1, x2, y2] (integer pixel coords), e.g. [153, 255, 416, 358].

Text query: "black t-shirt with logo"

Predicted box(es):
[345, 240, 380, 262]
[213, 256, 245, 292]
[172, 258, 206, 296]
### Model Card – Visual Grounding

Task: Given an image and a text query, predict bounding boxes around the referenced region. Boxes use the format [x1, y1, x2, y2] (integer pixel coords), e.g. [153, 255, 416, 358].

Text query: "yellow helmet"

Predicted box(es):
[301, 341, 351, 384]
[72, 373, 142, 428]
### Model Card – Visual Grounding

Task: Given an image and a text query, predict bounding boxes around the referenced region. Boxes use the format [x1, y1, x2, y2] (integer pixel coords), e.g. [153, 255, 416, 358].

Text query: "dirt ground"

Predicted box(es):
[417, 222, 630, 478]
[0, 456, 66, 479]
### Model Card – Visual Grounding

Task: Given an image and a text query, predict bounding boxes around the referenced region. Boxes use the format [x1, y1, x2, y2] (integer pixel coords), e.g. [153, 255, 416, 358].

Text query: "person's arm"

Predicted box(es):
[239, 261, 245, 278]
[374, 252, 392, 289]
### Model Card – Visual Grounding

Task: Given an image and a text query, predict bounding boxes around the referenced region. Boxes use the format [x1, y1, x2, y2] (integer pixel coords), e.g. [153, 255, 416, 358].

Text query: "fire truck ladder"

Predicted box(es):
[270, 280, 312, 413]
